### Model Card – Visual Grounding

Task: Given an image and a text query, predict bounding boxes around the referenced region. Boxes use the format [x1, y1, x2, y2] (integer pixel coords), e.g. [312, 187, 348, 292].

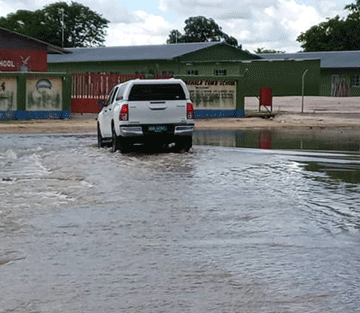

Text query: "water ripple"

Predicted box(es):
[0, 135, 360, 312]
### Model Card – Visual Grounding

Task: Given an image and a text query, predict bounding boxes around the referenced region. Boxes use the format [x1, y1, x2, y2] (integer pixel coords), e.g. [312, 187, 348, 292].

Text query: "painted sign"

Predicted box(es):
[26, 77, 62, 111]
[0, 77, 17, 111]
[0, 50, 47, 72]
[186, 80, 236, 109]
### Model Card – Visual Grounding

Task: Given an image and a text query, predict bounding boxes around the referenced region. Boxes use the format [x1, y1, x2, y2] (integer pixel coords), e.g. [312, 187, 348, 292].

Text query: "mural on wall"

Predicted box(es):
[186, 80, 236, 109]
[0, 77, 17, 111]
[26, 78, 62, 111]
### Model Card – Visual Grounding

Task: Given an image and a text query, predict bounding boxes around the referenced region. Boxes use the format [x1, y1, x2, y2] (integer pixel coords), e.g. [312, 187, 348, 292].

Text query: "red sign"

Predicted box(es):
[0, 49, 47, 72]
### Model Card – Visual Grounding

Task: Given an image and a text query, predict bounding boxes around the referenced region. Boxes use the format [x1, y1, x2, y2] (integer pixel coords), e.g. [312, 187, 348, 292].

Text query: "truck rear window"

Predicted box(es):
[128, 84, 186, 101]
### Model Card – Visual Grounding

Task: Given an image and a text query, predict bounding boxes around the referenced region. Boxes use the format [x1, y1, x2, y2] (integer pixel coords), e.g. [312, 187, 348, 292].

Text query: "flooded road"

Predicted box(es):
[1, 130, 360, 312]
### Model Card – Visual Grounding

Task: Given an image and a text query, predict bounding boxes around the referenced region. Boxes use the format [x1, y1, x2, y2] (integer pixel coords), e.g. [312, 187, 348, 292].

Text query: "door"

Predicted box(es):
[101, 87, 118, 137]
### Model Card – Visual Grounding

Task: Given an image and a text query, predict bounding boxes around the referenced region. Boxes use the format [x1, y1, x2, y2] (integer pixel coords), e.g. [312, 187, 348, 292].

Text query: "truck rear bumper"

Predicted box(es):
[174, 125, 194, 135]
[120, 124, 194, 137]
[120, 126, 143, 137]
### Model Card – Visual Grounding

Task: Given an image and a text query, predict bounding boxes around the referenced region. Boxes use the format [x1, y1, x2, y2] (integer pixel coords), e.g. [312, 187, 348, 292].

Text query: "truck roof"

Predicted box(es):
[128, 78, 183, 85]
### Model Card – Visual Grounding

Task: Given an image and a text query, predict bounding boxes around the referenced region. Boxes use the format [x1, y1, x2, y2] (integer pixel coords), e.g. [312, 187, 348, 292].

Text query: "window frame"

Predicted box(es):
[214, 69, 227, 76]
[352, 74, 360, 87]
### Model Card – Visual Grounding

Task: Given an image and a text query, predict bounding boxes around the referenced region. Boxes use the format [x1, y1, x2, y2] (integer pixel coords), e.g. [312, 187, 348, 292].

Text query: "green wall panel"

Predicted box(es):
[239, 60, 320, 96]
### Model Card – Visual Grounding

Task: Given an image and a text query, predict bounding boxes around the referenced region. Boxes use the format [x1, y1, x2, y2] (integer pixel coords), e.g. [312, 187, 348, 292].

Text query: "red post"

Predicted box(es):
[259, 87, 273, 113]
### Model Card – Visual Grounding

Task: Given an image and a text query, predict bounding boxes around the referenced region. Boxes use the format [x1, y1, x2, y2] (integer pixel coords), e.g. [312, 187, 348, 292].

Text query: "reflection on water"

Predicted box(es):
[195, 128, 360, 152]
[1, 133, 360, 312]
[195, 129, 360, 185]
[305, 159, 360, 184]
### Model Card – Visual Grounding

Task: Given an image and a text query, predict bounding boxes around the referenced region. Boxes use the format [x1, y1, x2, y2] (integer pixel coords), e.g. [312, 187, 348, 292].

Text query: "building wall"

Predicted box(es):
[0, 49, 48, 72]
[48, 60, 179, 75]
[320, 68, 360, 96]
[48, 59, 244, 76]
[0, 72, 72, 120]
[239, 59, 320, 96]
[48, 58, 320, 97]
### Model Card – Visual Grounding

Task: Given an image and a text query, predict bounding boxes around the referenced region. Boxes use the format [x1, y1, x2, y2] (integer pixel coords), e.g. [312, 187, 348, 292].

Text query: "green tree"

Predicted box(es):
[0, 1, 109, 47]
[297, 0, 360, 51]
[167, 29, 185, 44]
[254, 47, 285, 54]
[167, 16, 240, 48]
[0, 10, 47, 39]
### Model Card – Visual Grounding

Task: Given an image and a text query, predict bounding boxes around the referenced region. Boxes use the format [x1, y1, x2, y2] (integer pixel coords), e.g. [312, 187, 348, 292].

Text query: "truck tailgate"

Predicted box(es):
[128, 100, 186, 124]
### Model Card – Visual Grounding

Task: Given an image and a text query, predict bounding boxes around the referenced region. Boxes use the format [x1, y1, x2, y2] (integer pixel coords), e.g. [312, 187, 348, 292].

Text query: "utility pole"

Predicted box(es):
[301, 69, 309, 113]
[60, 8, 65, 48]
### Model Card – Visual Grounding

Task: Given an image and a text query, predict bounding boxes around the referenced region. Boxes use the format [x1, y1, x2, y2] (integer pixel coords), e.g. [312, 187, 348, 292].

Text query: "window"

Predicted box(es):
[116, 83, 128, 100]
[162, 70, 174, 75]
[214, 69, 227, 76]
[128, 84, 186, 101]
[187, 70, 198, 76]
[105, 88, 116, 106]
[352, 75, 360, 87]
[109, 87, 119, 104]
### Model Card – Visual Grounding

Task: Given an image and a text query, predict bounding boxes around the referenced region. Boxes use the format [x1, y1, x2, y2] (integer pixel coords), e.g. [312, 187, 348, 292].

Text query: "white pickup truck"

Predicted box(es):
[97, 79, 194, 153]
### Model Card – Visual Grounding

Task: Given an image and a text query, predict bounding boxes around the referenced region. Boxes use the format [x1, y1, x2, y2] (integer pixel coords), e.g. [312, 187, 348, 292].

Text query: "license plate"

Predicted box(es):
[148, 126, 167, 132]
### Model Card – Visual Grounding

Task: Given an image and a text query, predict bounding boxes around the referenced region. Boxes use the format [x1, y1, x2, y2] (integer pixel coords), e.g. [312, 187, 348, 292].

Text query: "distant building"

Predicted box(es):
[48, 42, 261, 76]
[0, 26, 67, 72]
[48, 42, 320, 98]
[260, 51, 360, 96]
[0, 27, 71, 120]
[47, 42, 322, 116]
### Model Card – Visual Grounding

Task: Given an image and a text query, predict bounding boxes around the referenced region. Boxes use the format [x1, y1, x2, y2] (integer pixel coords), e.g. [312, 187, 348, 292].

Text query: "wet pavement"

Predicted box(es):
[1, 130, 360, 312]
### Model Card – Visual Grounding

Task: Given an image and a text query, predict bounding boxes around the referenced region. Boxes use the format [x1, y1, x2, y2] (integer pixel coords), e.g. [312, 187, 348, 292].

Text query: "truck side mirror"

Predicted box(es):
[98, 100, 106, 107]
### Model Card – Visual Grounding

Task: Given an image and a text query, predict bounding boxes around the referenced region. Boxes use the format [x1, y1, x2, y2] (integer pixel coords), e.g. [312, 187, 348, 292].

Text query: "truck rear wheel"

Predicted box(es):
[112, 125, 130, 153]
[111, 126, 120, 152]
[174, 136, 192, 152]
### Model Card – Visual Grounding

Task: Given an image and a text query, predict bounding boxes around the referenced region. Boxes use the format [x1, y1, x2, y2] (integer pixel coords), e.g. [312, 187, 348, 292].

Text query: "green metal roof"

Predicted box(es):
[48, 42, 258, 63]
[260, 50, 360, 69]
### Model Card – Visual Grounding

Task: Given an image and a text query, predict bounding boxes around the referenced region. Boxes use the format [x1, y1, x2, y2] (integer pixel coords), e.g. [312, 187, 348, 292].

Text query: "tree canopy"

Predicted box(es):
[167, 16, 240, 48]
[297, 0, 360, 51]
[254, 47, 285, 54]
[0, 1, 109, 47]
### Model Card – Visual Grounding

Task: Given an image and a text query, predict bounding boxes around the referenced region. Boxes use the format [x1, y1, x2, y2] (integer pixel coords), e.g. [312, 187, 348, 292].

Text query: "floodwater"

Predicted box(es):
[1, 129, 360, 312]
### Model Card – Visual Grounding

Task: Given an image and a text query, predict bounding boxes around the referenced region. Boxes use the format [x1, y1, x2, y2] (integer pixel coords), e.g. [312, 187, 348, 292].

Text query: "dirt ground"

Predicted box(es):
[1, 96, 359, 134]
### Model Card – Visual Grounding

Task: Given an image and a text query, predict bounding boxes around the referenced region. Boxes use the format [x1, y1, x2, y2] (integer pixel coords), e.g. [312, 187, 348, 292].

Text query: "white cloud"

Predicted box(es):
[106, 11, 172, 46]
[160, 0, 270, 22]
[157, 0, 350, 52]
[0, 0, 353, 52]
[207, 0, 334, 52]
[99, 6, 138, 24]
[157, 0, 304, 51]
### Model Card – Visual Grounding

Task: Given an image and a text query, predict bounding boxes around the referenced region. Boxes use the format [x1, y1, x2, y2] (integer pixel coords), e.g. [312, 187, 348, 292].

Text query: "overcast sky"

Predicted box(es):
[0, 0, 352, 52]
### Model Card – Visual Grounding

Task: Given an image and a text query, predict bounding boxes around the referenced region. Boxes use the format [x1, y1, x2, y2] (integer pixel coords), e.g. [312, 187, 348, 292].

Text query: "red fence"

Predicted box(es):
[71, 73, 145, 113]
[71, 73, 175, 113]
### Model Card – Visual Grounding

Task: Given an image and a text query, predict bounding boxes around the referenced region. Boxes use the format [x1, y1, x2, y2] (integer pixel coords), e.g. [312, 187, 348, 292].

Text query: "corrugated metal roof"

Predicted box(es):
[48, 42, 224, 63]
[259, 51, 360, 68]
[0, 27, 68, 54]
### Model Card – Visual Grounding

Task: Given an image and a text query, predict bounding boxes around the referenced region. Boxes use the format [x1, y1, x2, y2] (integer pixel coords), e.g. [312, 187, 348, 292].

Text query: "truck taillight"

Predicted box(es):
[119, 104, 129, 121]
[187, 103, 194, 119]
